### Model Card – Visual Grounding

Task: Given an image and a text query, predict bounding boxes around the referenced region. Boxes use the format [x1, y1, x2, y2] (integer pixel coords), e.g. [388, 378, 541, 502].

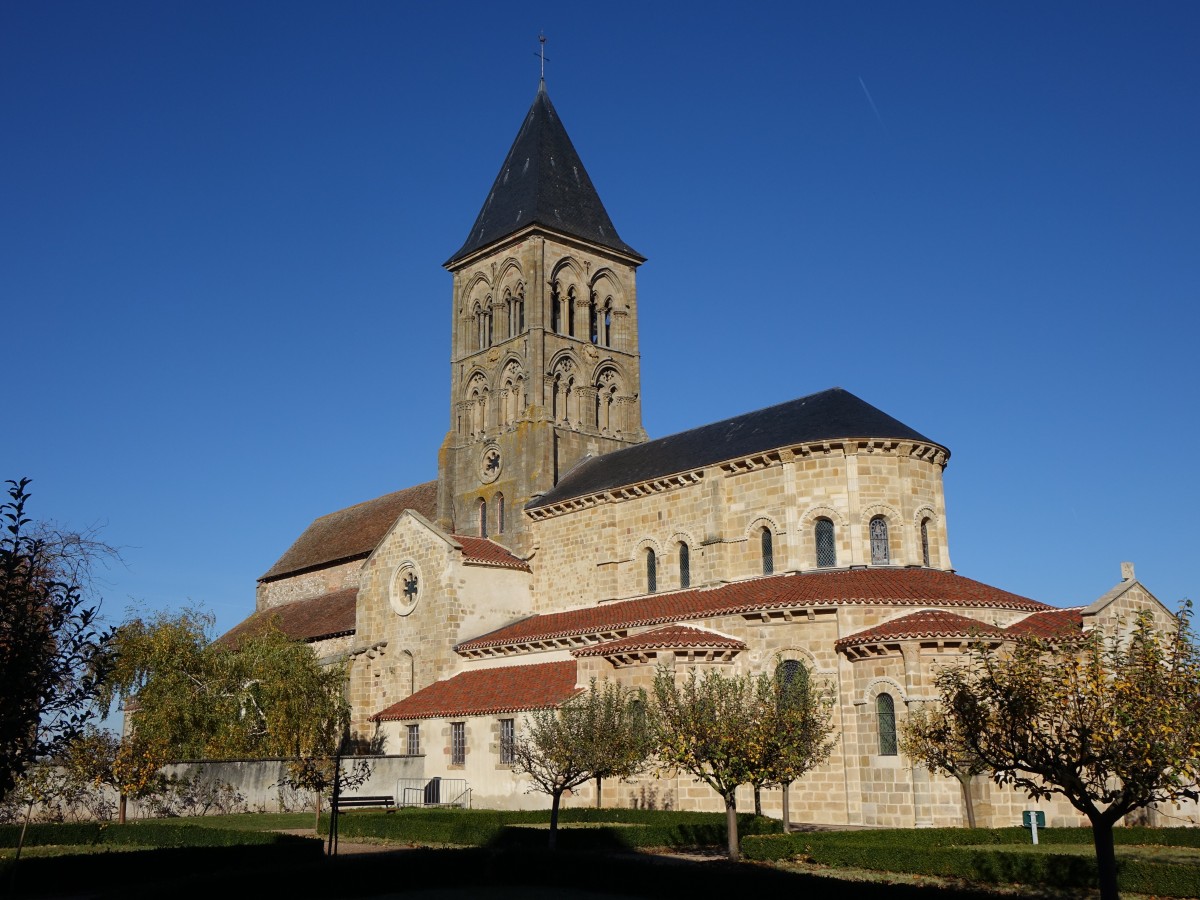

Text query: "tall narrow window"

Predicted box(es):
[760, 526, 774, 575]
[603, 301, 612, 346]
[496, 494, 505, 534]
[815, 518, 836, 568]
[516, 290, 525, 333]
[499, 718, 515, 764]
[478, 498, 487, 538]
[451, 722, 466, 765]
[589, 297, 599, 344]
[567, 286, 576, 337]
[921, 518, 931, 567]
[406, 724, 420, 756]
[485, 305, 493, 347]
[646, 548, 657, 594]
[876, 693, 897, 756]
[678, 543, 691, 589]
[550, 283, 561, 333]
[870, 516, 890, 565]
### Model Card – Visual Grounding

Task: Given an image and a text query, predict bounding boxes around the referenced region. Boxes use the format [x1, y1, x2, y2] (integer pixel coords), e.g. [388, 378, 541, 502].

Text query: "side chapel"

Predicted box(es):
[225, 80, 1181, 828]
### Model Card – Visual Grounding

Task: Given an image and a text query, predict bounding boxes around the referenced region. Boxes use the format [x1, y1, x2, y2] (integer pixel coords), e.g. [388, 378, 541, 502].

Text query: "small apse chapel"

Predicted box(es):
[224, 80, 1180, 828]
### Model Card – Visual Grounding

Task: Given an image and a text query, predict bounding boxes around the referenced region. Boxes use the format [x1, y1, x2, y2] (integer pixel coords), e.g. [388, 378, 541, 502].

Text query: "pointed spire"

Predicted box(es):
[446, 85, 643, 266]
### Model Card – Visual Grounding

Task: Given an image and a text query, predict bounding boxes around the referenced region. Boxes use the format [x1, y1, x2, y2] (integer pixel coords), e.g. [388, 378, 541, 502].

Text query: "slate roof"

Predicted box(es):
[453, 535, 532, 571]
[371, 661, 581, 721]
[528, 388, 945, 510]
[572, 624, 746, 658]
[446, 82, 642, 265]
[455, 568, 1048, 654]
[1006, 606, 1085, 640]
[260, 481, 438, 582]
[218, 588, 357, 646]
[835, 609, 1008, 650]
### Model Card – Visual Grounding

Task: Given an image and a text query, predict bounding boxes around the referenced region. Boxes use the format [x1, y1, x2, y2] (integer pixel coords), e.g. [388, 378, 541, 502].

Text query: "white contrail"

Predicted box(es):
[858, 76, 889, 135]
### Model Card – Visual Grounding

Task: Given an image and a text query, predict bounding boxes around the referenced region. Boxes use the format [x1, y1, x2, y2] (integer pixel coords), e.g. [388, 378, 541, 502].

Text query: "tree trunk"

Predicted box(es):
[549, 790, 562, 851]
[595, 775, 602, 808]
[118, 794, 127, 825]
[1090, 815, 1120, 900]
[781, 781, 791, 833]
[753, 783, 762, 817]
[724, 794, 740, 861]
[314, 791, 322, 832]
[956, 774, 976, 829]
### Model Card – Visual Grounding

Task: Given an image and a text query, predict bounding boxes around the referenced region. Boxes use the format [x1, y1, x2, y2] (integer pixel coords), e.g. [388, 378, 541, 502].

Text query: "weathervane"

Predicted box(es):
[536, 32, 549, 82]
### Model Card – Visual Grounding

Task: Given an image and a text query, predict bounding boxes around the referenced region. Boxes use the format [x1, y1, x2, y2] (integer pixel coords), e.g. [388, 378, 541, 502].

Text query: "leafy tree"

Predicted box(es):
[102, 610, 350, 763]
[900, 702, 986, 827]
[63, 726, 168, 823]
[755, 660, 837, 829]
[0, 478, 113, 802]
[509, 679, 652, 849]
[279, 754, 371, 830]
[652, 666, 765, 860]
[922, 604, 1200, 900]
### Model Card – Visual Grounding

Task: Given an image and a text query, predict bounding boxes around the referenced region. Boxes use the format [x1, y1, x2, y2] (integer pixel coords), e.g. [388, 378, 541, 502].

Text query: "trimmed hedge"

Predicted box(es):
[741, 827, 1200, 898]
[0, 821, 317, 850]
[321, 807, 782, 849]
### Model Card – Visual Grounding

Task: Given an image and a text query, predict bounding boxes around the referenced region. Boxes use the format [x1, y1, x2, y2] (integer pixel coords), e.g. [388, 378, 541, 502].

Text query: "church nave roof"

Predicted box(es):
[371, 660, 580, 722]
[528, 388, 945, 511]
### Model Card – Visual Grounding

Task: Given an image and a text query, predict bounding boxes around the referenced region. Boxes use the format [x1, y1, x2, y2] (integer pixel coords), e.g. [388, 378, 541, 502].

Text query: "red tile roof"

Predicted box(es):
[835, 609, 1007, 650]
[1006, 607, 1085, 640]
[572, 624, 746, 657]
[452, 535, 531, 571]
[260, 481, 438, 582]
[218, 588, 357, 646]
[456, 568, 1048, 653]
[371, 661, 580, 721]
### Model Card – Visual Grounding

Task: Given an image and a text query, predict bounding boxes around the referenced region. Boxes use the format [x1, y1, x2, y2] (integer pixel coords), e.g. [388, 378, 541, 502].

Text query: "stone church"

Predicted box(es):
[225, 81, 1179, 828]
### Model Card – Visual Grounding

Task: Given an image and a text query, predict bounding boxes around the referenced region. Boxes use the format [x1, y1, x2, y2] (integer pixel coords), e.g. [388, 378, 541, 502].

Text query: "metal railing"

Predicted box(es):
[395, 777, 471, 808]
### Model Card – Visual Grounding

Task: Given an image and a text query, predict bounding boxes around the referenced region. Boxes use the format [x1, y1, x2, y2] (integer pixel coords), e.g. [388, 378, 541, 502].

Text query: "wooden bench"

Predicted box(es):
[333, 794, 395, 813]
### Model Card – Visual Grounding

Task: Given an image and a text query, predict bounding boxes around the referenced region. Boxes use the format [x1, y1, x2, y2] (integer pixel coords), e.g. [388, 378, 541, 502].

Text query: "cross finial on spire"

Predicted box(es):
[536, 33, 549, 86]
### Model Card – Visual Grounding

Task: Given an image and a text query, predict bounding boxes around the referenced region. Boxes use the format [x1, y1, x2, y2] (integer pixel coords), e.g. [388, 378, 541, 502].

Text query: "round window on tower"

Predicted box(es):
[389, 561, 421, 617]
[480, 445, 502, 484]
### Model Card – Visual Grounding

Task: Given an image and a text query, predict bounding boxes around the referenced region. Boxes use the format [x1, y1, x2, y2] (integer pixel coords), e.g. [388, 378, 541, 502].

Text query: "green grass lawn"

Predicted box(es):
[144, 811, 314, 831]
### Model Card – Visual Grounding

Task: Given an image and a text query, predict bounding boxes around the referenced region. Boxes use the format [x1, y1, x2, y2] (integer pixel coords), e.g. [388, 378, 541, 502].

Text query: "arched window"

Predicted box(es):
[515, 289, 525, 334]
[876, 693, 897, 756]
[588, 295, 599, 344]
[603, 299, 613, 347]
[496, 494, 505, 534]
[678, 542, 690, 589]
[567, 286, 576, 337]
[775, 659, 809, 692]
[760, 527, 774, 575]
[550, 282, 561, 333]
[920, 518, 931, 567]
[478, 498, 487, 538]
[645, 547, 657, 594]
[870, 516, 890, 565]
[815, 518, 836, 568]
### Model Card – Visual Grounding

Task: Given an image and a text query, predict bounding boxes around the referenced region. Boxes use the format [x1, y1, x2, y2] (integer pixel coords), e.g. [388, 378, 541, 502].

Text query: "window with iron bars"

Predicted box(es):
[406, 724, 420, 756]
[451, 722, 465, 765]
[499, 718, 515, 764]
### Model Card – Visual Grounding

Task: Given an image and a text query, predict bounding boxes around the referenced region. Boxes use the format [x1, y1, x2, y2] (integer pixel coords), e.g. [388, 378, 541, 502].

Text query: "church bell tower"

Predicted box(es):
[436, 80, 647, 554]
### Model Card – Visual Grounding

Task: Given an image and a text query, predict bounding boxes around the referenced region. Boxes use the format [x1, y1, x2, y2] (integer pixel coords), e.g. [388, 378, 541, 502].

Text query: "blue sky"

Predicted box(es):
[4, 2, 1197, 639]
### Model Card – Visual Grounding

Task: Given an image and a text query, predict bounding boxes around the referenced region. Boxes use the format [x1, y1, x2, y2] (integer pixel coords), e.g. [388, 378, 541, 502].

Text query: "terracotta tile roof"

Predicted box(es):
[456, 568, 1049, 654]
[1006, 607, 1085, 640]
[835, 609, 1007, 650]
[217, 588, 357, 646]
[371, 661, 580, 721]
[572, 625, 746, 657]
[452, 535, 531, 571]
[260, 481, 438, 582]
